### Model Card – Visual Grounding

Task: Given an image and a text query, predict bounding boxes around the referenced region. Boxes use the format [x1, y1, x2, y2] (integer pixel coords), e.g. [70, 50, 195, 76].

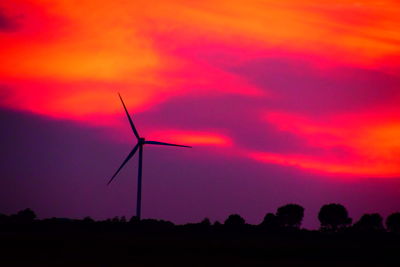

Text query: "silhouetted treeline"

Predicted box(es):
[1, 204, 400, 234]
[2, 206, 400, 266]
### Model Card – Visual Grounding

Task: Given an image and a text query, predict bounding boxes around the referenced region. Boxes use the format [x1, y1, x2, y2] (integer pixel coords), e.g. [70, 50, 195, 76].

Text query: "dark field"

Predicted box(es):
[1, 225, 399, 266]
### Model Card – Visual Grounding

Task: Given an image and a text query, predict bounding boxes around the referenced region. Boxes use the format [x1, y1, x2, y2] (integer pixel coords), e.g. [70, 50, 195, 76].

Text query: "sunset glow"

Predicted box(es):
[148, 131, 231, 147]
[1, 0, 400, 177]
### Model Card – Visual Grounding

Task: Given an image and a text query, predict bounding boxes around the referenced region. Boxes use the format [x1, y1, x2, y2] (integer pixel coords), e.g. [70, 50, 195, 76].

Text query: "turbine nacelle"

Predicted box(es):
[138, 137, 145, 144]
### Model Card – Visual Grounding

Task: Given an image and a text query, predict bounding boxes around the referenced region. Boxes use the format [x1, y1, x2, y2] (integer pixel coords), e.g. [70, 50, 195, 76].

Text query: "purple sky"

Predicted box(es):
[1, 1, 400, 229]
[1, 106, 400, 229]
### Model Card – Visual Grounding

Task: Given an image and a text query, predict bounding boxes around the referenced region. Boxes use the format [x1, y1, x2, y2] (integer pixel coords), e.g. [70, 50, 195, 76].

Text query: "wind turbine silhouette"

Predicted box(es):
[107, 93, 191, 219]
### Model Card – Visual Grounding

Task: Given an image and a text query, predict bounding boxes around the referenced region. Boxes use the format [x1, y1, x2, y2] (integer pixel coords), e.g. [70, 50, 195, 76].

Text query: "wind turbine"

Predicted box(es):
[107, 93, 191, 219]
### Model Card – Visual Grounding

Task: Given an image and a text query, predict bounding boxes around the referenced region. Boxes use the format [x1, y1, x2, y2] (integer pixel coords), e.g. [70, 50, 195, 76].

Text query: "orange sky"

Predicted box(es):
[1, 0, 400, 177]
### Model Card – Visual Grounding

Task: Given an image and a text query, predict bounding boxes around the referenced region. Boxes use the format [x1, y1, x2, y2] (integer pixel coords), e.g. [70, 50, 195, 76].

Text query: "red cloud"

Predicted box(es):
[147, 130, 232, 147]
[252, 111, 400, 176]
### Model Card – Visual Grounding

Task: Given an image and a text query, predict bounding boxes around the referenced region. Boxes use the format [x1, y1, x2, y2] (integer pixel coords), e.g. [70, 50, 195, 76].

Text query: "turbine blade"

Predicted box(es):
[145, 140, 192, 148]
[107, 144, 139, 185]
[118, 93, 140, 139]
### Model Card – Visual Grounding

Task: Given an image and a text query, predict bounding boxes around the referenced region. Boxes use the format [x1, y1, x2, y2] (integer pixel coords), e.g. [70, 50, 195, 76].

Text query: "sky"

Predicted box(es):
[1, 0, 400, 228]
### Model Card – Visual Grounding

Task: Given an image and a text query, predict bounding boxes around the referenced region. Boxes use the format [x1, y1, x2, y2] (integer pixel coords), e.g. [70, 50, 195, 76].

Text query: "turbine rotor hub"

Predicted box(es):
[139, 137, 145, 144]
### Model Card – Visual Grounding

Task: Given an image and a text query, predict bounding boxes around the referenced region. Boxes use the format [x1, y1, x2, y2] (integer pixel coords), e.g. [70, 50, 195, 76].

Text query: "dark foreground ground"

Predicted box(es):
[1, 225, 399, 266]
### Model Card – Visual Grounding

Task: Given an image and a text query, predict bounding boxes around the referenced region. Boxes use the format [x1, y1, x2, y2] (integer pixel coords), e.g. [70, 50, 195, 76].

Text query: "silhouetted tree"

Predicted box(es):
[260, 213, 280, 229]
[224, 214, 245, 227]
[129, 216, 140, 224]
[120, 216, 127, 223]
[276, 204, 304, 228]
[139, 219, 174, 230]
[318, 204, 352, 231]
[83, 216, 95, 223]
[213, 220, 222, 230]
[111, 216, 120, 223]
[182, 218, 211, 232]
[15, 208, 36, 223]
[386, 212, 400, 233]
[0, 213, 7, 223]
[200, 218, 211, 226]
[353, 213, 384, 232]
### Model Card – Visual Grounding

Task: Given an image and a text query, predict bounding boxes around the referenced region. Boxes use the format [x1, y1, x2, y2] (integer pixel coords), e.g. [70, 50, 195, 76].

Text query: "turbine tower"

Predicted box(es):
[107, 93, 191, 219]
